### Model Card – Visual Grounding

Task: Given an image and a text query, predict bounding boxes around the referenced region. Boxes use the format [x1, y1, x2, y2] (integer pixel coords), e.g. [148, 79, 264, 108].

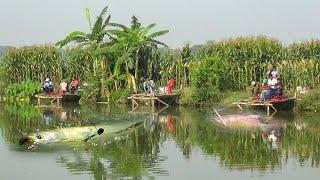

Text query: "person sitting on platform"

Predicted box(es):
[267, 74, 278, 98]
[70, 77, 79, 93]
[147, 79, 156, 96]
[166, 77, 175, 94]
[43, 78, 50, 94]
[140, 77, 148, 93]
[58, 80, 68, 96]
[259, 79, 269, 102]
[276, 77, 283, 96]
[250, 81, 260, 96]
[43, 78, 54, 96]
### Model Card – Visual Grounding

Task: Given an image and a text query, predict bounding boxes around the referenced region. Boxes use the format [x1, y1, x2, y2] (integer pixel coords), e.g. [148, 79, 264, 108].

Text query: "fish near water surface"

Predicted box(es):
[19, 120, 143, 145]
[213, 113, 264, 128]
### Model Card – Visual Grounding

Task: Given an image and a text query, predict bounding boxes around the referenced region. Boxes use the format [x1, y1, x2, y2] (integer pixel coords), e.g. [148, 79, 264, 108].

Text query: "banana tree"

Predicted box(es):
[56, 6, 113, 77]
[109, 16, 169, 80]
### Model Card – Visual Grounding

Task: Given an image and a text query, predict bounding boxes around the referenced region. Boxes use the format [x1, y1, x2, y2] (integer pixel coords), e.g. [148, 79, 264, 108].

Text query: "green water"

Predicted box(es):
[1, 103, 320, 180]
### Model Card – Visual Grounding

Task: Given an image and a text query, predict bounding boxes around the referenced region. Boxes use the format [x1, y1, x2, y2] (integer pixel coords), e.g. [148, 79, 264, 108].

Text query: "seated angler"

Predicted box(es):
[267, 73, 278, 98]
[259, 79, 269, 102]
[70, 77, 79, 93]
[43, 78, 50, 94]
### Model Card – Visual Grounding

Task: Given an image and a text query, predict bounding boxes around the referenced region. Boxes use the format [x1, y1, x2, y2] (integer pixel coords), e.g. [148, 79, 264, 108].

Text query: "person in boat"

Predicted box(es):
[70, 77, 79, 93]
[166, 77, 175, 94]
[259, 79, 269, 102]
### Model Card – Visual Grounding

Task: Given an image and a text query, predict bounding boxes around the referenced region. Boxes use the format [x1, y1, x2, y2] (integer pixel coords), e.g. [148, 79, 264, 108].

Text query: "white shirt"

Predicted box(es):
[268, 78, 277, 89]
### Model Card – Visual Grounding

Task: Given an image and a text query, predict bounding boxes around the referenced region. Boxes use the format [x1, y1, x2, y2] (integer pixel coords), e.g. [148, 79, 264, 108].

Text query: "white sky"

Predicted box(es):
[0, 0, 320, 48]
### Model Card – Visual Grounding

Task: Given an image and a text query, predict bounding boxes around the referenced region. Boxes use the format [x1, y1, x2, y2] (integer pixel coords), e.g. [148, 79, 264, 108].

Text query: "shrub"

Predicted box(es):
[4, 80, 41, 102]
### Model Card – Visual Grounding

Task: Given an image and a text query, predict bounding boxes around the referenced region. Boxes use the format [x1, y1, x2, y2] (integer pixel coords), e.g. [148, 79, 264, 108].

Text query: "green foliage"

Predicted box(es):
[56, 6, 111, 47]
[79, 75, 101, 104]
[109, 88, 131, 103]
[109, 16, 168, 80]
[219, 91, 251, 105]
[1, 46, 62, 84]
[178, 87, 196, 105]
[4, 103, 42, 120]
[0, 46, 13, 57]
[190, 56, 230, 103]
[64, 46, 94, 81]
[295, 88, 320, 112]
[4, 80, 41, 102]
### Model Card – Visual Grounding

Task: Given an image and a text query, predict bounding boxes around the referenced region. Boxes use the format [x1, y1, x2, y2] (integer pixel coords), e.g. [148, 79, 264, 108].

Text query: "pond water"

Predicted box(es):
[0, 103, 320, 180]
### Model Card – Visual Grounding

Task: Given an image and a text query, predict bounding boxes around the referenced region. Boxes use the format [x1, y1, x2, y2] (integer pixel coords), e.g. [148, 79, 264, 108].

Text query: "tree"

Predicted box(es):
[109, 16, 169, 80]
[56, 6, 114, 102]
[56, 6, 111, 47]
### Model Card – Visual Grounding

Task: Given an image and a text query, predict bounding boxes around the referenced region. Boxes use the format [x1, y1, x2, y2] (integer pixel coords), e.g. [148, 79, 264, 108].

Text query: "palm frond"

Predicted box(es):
[102, 15, 111, 29]
[99, 6, 108, 18]
[85, 8, 92, 30]
[145, 23, 156, 31]
[147, 30, 169, 39]
[56, 31, 87, 47]
[109, 23, 127, 30]
[91, 16, 103, 40]
[152, 39, 168, 47]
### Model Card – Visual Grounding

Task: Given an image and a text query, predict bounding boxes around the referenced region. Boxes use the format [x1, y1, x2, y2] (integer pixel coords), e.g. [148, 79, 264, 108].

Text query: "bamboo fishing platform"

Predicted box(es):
[34, 93, 81, 106]
[128, 93, 180, 111]
[233, 97, 296, 116]
[35, 94, 62, 106]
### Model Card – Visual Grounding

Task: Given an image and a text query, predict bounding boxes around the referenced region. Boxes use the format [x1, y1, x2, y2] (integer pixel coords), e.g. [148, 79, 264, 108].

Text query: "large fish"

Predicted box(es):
[19, 120, 142, 145]
[213, 114, 263, 128]
[212, 109, 284, 129]
[212, 108, 264, 128]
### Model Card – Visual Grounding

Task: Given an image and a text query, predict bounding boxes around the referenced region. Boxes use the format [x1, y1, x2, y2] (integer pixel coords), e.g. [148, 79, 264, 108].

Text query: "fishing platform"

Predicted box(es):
[35, 93, 81, 106]
[35, 94, 62, 106]
[233, 97, 296, 116]
[128, 93, 180, 111]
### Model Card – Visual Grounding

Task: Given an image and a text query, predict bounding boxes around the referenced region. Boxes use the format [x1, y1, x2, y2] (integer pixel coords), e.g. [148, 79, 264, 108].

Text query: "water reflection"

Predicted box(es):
[1, 104, 320, 179]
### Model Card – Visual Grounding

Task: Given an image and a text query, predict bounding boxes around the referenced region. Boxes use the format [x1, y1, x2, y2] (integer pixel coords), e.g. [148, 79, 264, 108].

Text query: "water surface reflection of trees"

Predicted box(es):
[1, 104, 320, 179]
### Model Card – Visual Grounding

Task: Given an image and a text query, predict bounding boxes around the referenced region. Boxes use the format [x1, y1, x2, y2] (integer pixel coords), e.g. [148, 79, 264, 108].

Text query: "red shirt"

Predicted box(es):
[71, 79, 79, 87]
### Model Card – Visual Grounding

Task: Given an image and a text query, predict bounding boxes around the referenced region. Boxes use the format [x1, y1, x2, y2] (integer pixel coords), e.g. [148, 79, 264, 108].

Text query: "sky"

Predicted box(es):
[0, 0, 320, 48]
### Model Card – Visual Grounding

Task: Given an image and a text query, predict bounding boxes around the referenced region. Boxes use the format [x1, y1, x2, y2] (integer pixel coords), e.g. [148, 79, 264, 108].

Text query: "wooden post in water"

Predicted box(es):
[267, 105, 270, 116]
